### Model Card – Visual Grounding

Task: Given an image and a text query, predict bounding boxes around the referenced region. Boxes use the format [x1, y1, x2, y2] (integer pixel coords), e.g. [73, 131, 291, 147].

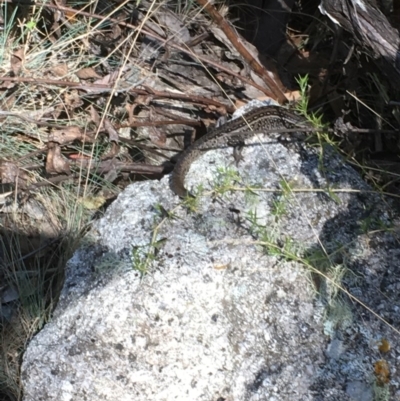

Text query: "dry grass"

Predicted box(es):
[0, 2, 123, 399]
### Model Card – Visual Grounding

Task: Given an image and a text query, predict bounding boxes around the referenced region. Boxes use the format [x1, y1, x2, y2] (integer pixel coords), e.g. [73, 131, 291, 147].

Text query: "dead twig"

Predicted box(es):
[0, 76, 236, 113]
[195, 0, 287, 104]
[2, 162, 167, 193]
[6, 0, 279, 100]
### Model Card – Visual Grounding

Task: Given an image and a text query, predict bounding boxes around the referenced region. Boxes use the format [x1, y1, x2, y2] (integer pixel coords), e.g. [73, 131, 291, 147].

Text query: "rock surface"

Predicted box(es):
[21, 115, 400, 400]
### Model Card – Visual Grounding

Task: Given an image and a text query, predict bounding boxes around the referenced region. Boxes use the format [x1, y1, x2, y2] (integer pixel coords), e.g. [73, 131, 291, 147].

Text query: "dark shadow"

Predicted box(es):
[296, 143, 400, 397]
[228, 0, 295, 56]
[0, 214, 86, 400]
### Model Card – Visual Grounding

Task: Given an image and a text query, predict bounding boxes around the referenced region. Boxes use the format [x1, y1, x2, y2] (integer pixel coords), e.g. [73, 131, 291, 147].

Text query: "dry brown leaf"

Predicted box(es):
[378, 339, 391, 353]
[93, 71, 115, 86]
[52, 63, 69, 77]
[0, 160, 29, 188]
[374, 359, 390, 386]
[0, 80, 16, 89]
[52, 0, 63, 22]
[11, 48, 25, 75]
[102, 143, 120, 159]
[135, 94, 152, 106]
[203, 104, 227, 115]
[111, 23, 122, 40]
[93, 68, 124, 86]
[103, 119, 119, 143]
[157, 9, 191, 42]
[125, 103, 137, 125]
[0, 161, 19, 183]
[4, 93, 16, 109]
[64, 90, 83, 110]
[89, 105, 101, 126]
[148, 126, 167, 146]
[46, 143, 71, 175]
[103, 161, 119, 183]
[49, 126, 84, 145]
[90, 106, 119, 143]
[50, 20, 61, 40]
[76, 67, 102, 80]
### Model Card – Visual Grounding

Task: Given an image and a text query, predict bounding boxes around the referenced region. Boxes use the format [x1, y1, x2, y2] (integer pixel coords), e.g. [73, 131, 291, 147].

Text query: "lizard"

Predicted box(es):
[170, 105, 313, 198]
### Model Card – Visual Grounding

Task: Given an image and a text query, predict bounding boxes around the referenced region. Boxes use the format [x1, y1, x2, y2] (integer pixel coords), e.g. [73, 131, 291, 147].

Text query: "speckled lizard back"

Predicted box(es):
[170, 106, 311, 197]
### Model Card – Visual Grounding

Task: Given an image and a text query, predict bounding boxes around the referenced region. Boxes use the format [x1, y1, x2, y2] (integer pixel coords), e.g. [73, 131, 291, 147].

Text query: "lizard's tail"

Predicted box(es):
[170, 153, 191, 198]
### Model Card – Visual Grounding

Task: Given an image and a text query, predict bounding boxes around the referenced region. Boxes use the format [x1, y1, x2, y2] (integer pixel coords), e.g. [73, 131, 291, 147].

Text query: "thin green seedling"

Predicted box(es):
[373, 380, 389, 401]
[304, 246, 333, 274]
[131, 199, 185, 274]
[182, 187, 202, 212]
[278, 179, 294, 198]
[213, 167, 242, 197]
[154, 203, 180, 221]
[295, 74, 325, 128]
[250, 236, 400, 336]
[359, 213, 391, 234]
[296, 74, 310, 115]
[246, 210, 282, 256]
[270, 196, 287, 218]
[131, 244, 157, 276]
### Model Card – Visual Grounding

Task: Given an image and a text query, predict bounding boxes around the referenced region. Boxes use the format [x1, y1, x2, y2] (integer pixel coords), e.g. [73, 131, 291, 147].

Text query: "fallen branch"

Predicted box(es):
[0, 77, 236, 113]
[4, 0, 280, 101]
[196, 0, 287, 104]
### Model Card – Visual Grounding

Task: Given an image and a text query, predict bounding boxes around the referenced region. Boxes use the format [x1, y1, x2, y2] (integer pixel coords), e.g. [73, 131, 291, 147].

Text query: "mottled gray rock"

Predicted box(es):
[346, 381, 373, 401]
[21, 116, 400, 401]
